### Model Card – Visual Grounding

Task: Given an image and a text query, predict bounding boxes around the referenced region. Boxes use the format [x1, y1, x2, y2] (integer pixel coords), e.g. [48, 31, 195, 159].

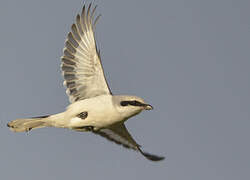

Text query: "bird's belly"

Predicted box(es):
[67, 95, 121, 129]
[88, 109, 122, 128]
[68, 108, 121, 129]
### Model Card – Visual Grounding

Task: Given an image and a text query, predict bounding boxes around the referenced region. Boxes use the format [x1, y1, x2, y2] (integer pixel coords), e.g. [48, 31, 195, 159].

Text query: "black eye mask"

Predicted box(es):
[120, 100, 145, 107]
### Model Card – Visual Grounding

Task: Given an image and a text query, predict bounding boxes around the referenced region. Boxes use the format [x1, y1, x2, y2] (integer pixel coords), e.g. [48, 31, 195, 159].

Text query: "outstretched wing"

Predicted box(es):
[93, 123, 165, 161]
[61, 3, 111, 103]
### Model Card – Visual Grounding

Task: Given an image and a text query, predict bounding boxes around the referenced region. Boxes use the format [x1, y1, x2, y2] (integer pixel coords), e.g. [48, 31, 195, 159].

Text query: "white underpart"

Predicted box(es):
[70, 117, 84, 127]
[51, 95, 121, 130]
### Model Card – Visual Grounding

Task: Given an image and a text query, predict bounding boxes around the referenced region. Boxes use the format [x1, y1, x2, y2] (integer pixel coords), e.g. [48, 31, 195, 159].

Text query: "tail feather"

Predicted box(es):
[7, 116, 50, 132]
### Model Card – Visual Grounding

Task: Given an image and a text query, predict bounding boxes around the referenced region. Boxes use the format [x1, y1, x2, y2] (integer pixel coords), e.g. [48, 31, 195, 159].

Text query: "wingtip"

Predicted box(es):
[138, 147, 165, 162]
[142, 152, 165, 161]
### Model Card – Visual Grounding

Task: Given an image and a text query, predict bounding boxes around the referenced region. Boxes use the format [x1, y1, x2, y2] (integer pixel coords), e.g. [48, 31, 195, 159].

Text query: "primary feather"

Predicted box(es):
[62, 4, 111, 103]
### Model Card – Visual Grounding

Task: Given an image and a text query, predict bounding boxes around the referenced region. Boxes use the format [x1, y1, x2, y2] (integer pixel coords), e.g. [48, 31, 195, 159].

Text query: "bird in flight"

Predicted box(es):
[7, 3, 164, 161]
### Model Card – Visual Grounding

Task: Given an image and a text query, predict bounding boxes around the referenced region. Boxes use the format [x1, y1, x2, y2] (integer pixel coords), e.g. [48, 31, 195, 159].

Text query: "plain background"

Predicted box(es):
[0, 0, 250, 179]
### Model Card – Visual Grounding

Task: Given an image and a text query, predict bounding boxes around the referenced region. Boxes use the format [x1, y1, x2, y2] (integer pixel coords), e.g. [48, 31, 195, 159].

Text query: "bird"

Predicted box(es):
[7, 3, 164, 161]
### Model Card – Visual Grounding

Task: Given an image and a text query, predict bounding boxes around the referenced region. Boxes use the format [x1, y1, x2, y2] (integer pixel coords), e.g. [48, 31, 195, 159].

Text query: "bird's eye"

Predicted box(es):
[130, 101, 137, 106]
[120, 100, 144, 107]
[131, 100, 142, 106]
[120, 101, 130, 106]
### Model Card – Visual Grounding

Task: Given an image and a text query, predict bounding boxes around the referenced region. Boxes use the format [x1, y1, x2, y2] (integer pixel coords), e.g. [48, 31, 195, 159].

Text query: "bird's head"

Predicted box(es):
[112, 95, 153, 119]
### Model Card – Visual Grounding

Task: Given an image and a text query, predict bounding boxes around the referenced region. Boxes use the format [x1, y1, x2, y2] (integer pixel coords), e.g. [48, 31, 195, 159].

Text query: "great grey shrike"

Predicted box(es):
[7, 3, 164, 161]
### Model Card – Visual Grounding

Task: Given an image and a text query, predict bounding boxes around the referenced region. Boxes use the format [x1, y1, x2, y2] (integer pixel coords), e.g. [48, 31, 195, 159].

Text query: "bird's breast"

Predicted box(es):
[67, 95, 121, 128]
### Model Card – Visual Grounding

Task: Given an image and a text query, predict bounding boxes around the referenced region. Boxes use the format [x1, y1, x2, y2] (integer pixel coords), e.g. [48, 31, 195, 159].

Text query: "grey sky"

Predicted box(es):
[1, 0, 250, 179]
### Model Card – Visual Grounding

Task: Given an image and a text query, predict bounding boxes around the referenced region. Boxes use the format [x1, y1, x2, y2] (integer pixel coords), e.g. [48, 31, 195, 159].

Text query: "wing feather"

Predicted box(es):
[93, 123, 165, 161]
[61, 3, 111, 103]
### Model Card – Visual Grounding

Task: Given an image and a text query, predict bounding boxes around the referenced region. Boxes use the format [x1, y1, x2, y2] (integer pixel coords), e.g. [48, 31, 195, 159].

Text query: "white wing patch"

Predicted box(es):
[61, 3, 111, 103]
